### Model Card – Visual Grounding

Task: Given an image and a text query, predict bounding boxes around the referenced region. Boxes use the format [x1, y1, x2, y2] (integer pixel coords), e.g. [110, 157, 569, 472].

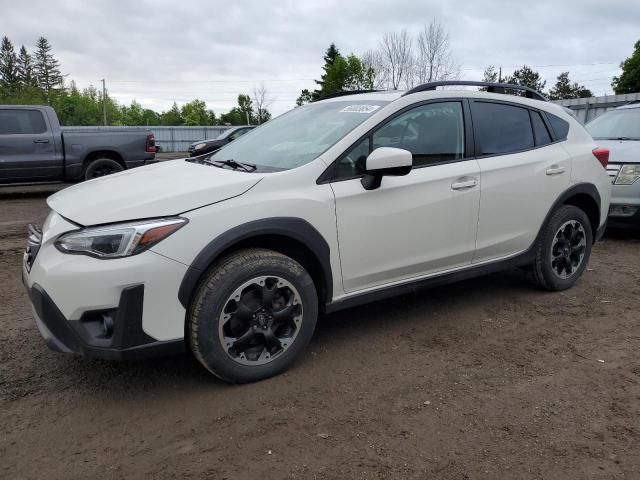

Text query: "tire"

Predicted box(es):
[531, 205, 593, 291]
[83, 158, 124, 180]
[189, 248, 318, 383]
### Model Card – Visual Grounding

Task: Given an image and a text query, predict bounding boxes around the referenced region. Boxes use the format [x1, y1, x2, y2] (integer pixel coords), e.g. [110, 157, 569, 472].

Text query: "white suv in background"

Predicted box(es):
[23, 81, 611, 383]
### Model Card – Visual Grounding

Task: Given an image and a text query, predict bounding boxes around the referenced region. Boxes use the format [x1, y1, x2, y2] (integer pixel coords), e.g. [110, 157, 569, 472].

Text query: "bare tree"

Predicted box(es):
[361, 49, 388, 89]
[379, 30, 412, 90]
[413, 20, 460, 87]
[252, 83, 273, 124]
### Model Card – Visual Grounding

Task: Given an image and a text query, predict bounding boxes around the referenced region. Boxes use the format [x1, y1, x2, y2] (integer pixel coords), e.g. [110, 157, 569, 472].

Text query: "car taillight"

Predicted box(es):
[145, 133, 156, 153]
[592, 147, 609, 168]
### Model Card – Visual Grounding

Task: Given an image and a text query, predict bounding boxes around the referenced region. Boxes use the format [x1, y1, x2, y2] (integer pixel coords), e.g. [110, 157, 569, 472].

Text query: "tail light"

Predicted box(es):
[592, 147, 609, 168]
[145, 133, 156, 153]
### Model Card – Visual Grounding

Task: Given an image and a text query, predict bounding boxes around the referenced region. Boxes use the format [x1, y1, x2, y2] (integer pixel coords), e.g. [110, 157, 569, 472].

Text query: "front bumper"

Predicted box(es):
[25, 281, 184, 360]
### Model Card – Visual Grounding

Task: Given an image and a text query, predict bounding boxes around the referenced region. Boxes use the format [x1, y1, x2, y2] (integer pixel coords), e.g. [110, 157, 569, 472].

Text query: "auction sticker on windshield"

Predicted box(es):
[339, 105, 381, 114]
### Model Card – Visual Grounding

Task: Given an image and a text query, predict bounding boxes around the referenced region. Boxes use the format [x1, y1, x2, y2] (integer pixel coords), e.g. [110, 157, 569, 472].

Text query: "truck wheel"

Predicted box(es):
[530, 205, 593, 291]
[189, 248, 318, 383]
[84, 158, 123, 180]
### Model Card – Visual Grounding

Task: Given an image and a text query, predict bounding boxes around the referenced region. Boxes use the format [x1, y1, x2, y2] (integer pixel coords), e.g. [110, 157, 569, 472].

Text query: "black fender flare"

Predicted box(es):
[536, 182, 601, 242]
[177, 217, 333, 309]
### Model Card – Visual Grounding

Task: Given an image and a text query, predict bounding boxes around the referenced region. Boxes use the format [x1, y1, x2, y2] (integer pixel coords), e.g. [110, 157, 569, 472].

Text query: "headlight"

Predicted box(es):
[55, 218, 187, 259]
[194, 143, 207, 150]
[615, 164, 640, 185]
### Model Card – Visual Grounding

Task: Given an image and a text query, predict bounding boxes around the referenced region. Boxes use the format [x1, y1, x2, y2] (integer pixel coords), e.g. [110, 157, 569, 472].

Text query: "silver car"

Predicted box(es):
[586, 103, 640, 228]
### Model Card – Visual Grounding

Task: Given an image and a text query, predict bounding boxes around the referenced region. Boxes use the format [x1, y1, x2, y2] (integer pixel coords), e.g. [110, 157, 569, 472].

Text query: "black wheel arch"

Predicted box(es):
[178, 217, 333, 312]
[82, 150, 126, 171]
[542, 182, 601, 243]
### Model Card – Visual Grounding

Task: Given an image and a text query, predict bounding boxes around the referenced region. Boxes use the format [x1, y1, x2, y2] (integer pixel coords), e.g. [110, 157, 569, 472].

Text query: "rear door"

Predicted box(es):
[0, 108, 60, 183]
[470, 100, 571, 262]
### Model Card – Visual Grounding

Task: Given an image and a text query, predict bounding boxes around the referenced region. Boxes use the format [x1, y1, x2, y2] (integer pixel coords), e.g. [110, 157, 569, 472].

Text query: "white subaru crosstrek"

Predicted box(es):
[23, 81, 611, 383]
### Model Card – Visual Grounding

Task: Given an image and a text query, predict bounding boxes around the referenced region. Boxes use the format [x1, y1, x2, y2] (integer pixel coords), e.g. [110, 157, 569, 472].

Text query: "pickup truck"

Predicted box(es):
[0, 105, 157, 184]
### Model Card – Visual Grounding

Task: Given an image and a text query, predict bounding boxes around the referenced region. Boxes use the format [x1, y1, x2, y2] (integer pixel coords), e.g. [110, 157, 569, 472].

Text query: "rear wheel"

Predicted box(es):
[189, 248, 318, 383]
[531, 205, 593, 291]
[84, 157, 123, 180]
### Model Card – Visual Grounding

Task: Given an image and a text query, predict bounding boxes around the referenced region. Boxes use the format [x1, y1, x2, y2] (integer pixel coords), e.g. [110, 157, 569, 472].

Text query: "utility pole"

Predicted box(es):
[498, 67, 502, 83]
[101, 78, 107, 126]
[246, 110, 250, 126]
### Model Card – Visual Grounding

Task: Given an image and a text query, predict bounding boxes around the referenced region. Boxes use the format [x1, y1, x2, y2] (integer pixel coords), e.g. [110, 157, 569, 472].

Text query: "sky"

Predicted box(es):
[1, 0, 637, 117]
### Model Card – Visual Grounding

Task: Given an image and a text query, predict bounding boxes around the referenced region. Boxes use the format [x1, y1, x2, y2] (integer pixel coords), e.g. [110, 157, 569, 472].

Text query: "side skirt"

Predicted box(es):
[324, 248, 535, 314]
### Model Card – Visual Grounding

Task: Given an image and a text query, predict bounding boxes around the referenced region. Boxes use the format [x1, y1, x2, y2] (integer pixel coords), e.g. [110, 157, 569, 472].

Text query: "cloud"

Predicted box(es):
[0, 0, 635, 115]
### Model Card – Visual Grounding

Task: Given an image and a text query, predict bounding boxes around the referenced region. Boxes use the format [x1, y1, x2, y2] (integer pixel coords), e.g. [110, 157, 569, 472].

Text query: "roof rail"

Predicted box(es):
[402, 81, 547, 102]
[312, 89, 384, 102]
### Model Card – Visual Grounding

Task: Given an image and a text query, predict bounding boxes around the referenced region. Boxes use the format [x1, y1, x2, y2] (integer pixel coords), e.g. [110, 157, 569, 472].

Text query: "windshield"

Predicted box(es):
[586, 108, 640, 140]
[208, 100, 389, 171]
[216, 128, 237, 140]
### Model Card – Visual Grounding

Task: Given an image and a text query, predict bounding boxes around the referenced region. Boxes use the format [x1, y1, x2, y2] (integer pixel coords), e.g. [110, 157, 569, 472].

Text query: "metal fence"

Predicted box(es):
[552, 92, 640, 124]
[151, 126, 233, 152]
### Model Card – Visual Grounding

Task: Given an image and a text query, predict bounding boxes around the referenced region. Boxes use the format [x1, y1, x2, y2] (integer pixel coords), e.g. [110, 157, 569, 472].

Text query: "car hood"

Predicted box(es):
[594, 139, 640, 164]
[47, 159, 263, 226]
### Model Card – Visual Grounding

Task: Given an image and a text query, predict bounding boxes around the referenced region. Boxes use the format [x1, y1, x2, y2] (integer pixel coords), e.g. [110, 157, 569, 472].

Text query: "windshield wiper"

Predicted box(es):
[210, 158, 257, 172]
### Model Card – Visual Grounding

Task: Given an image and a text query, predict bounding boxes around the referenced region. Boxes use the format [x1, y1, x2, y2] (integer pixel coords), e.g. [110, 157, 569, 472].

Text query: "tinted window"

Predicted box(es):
[334, 102, 465, 178]
[472, 102, 534, 155]
[531, 111, 552, 146]
[229, 128, 250, 140]
[372, 102, 464, 167]
[0, 109, 47, 134]
[547, 113, 570, 141]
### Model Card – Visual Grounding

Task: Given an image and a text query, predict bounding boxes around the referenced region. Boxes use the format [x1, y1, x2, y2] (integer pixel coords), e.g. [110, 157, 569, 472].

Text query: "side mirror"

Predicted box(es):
[361, 147, 412, 190]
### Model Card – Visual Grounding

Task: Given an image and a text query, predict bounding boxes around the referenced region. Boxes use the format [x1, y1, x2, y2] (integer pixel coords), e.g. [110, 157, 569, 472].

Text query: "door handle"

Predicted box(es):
[451, 178, 478, 190]
[33, 139, 50, 144]
[546, 165, 566, 175]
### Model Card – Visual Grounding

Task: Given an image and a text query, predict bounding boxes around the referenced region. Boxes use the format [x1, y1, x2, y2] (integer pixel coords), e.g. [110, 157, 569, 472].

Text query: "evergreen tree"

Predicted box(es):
[503, 65, 546, 93]
[33, 36, 64, 101]
[0, 36, 19, 91]
[612, 40, 640, 94]
[548, 72, 592, 100]
[17, 45, 37, 87]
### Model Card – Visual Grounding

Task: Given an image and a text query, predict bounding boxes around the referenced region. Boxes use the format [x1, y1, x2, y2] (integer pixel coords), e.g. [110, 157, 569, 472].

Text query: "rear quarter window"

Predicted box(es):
[546, 113, 570, 141]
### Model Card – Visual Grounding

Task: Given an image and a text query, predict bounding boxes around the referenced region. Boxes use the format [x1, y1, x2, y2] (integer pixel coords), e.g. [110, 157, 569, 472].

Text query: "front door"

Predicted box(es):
[330, 100, 481, 293]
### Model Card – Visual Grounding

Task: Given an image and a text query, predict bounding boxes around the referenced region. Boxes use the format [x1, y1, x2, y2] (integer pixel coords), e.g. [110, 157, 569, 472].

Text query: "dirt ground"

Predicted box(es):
[1, 186, 639, 480]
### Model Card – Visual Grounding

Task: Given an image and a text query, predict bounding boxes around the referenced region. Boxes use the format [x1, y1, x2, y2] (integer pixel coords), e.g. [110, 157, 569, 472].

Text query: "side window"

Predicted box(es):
[472, 102, 534, 155]
[372, 102, 465, 167]
[335, 137, 369, 178]
[546, 113, 570, 141]
[0, 109, 47, 135]
[530, 111, 552, 146]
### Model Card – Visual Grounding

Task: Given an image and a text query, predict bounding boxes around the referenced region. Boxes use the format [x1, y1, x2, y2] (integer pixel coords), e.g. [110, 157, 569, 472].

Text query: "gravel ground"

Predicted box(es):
[1, 188, 639, 479]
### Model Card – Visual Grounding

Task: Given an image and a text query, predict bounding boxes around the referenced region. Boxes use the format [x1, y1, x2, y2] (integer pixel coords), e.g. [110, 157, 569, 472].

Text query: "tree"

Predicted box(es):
[481, 65, 499, 83]
[0, 36, 19, 91]
[548, 72, 593, 100]
[379, 29, 412, 89]
[412, 20, 460, 87]
[181, 99, 213, 126]
[220, 94, 254, 125]
[360, 49, 387, 89]
[612, 40, 640, 94]
[252, 83, 273, 124]
[296, 43, 341, 105]
[17, 46, 37, 88]
[33, 37, 64, 102]
[160, 102, 184, 126]
[503, 65, 546, 93]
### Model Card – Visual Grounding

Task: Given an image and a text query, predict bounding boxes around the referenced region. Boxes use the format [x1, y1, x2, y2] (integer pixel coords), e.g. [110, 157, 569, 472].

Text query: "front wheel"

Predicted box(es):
[531, 205, 593, 291]
[189, 248, 318, 383]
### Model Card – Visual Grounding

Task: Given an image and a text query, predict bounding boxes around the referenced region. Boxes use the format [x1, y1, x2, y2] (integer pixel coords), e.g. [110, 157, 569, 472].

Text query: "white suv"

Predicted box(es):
[23, 82, 611, 383]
